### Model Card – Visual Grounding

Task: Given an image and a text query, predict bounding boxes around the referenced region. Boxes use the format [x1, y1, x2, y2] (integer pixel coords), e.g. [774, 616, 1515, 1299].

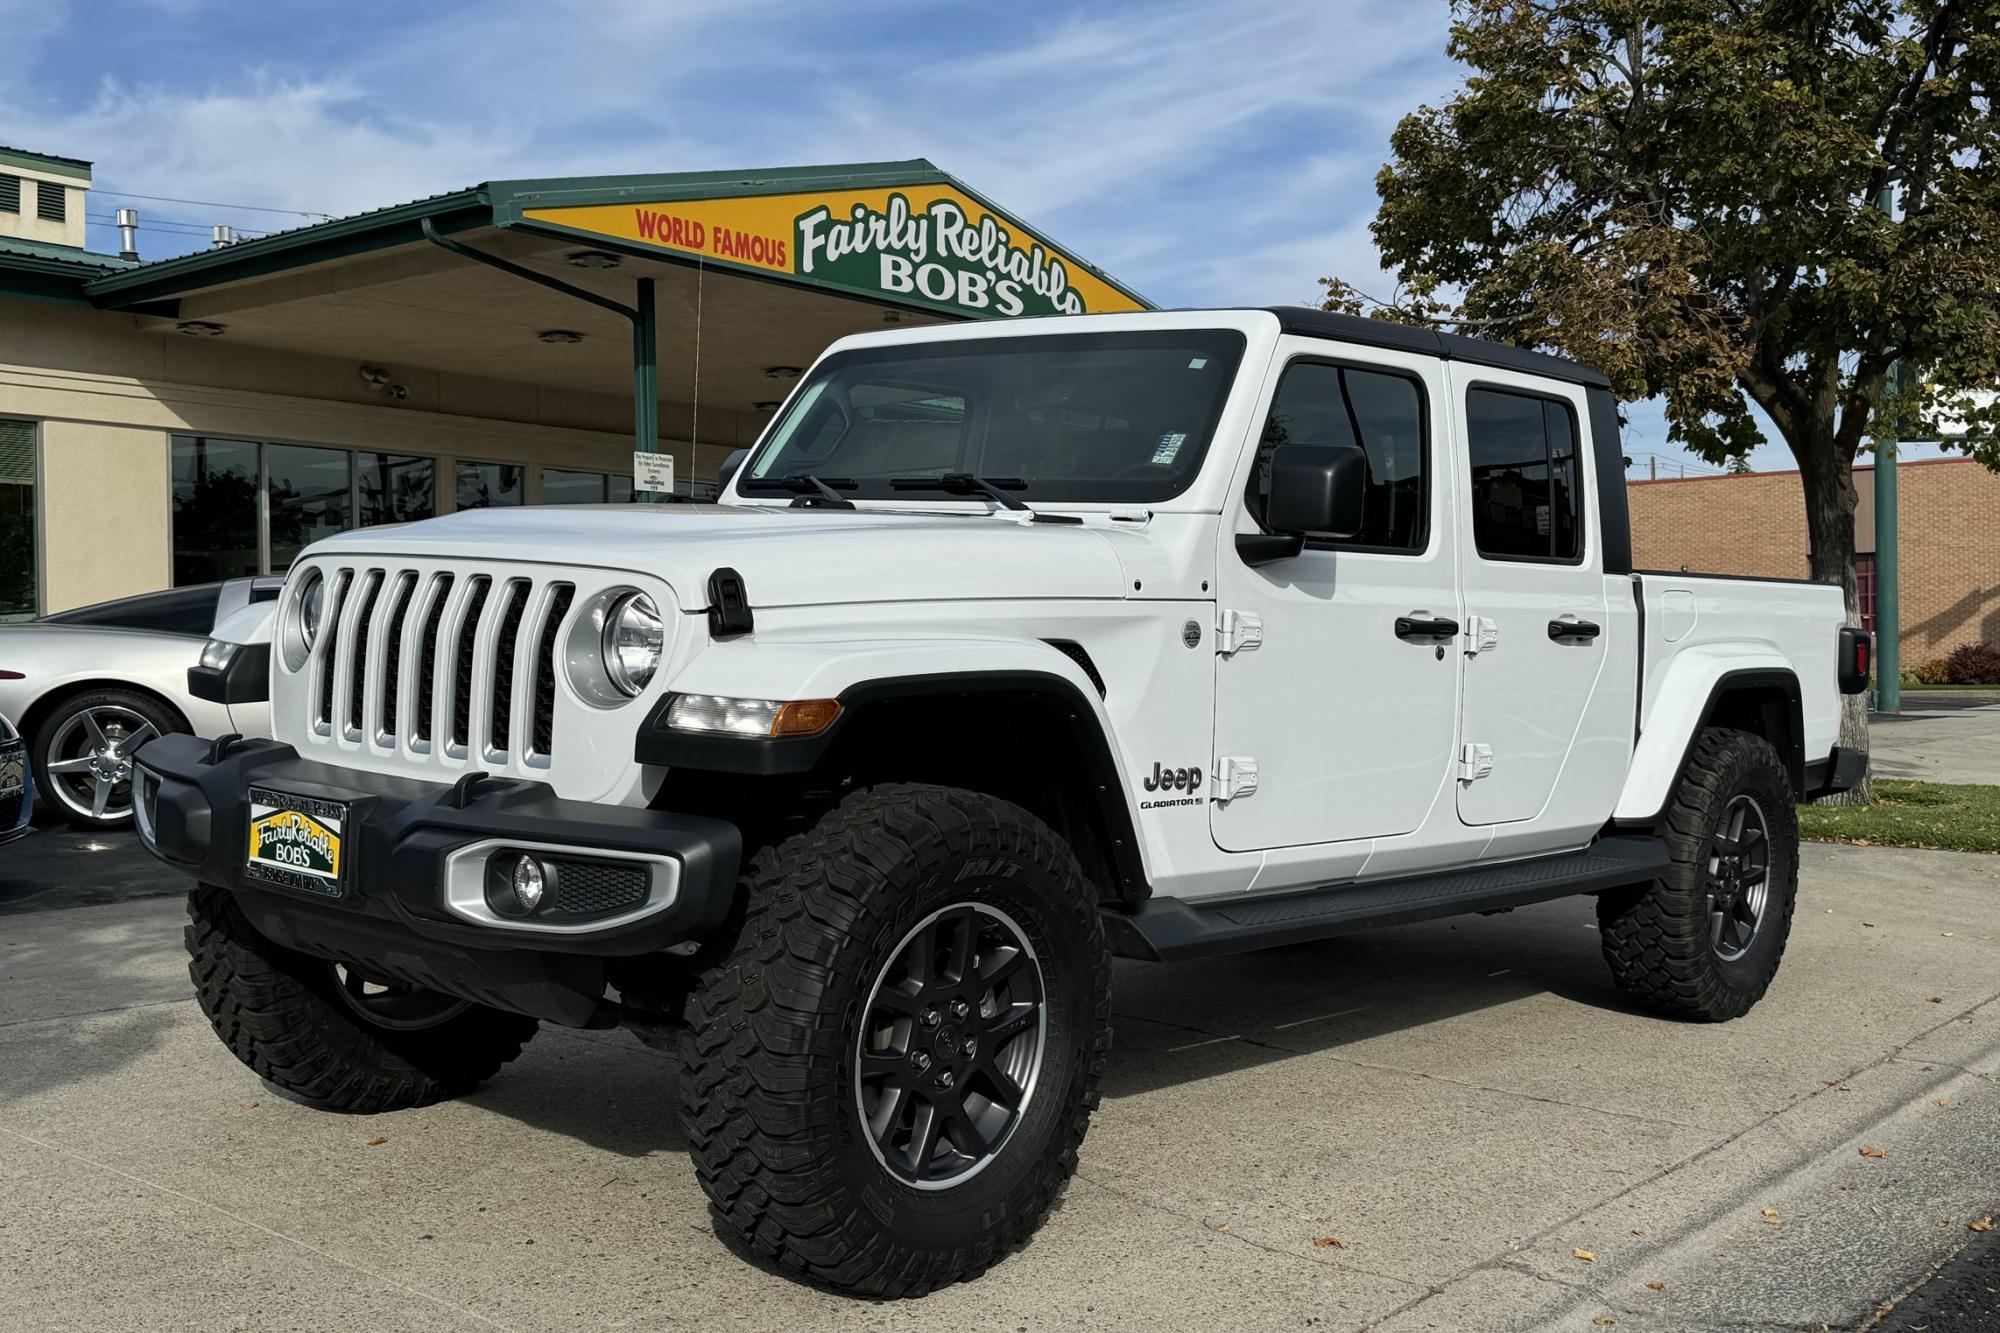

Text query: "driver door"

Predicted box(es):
[1210, 340, 1463, 853]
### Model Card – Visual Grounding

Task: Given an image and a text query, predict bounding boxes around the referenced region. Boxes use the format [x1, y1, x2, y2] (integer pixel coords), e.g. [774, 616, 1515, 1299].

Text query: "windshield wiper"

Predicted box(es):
[888, 474, 1082, 524]
[742, 473, 857, 509]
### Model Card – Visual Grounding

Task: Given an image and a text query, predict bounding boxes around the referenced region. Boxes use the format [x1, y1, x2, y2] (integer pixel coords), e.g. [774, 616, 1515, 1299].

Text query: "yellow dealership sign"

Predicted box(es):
[523, 183, 1147, 320]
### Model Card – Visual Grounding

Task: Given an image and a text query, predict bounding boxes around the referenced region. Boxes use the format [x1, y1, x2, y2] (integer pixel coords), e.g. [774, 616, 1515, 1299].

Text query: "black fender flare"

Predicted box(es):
[636, 670, 1149, 899]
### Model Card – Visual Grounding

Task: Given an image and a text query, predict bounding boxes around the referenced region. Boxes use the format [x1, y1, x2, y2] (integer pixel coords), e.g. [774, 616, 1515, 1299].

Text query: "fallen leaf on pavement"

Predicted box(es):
[1824, 1078, 1842, 1087]
[1936, 1098, 1949, 1107]
[1216, 1223, 1229, 1233]
[242, 1101, 258, 1109]
[1593, 1319, 1616, 1327]
[1859, 1145, 1885, 1159]
[1631, 1230, 1645, 1237]
[1928, 996, 1944, 1003]
[1313, 1237, 1344, 1249]
[1971, 1220, 1994, 1233]
[1760, 1208, 1782, 1226]
[1645, 1281, 1665, 1292]
[366, 1136, 388, 1147]
[1941, 932, 1955, 938]
[1574, 1249, 1597, 1262]
[1862, 920, 1876, 926]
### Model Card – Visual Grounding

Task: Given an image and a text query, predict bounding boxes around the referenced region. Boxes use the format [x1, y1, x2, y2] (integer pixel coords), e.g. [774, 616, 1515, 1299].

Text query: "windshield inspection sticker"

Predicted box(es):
[1151, 432, 1188, 465]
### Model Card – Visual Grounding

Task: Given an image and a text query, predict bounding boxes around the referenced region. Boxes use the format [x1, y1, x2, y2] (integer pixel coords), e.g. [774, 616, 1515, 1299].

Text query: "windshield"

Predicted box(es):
[740, 330, 1247, 504]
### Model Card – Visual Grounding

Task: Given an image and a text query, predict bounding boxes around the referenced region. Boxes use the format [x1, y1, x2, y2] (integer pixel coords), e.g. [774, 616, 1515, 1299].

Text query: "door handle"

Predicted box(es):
[1547, 618, 1601, 642]
[1395, 615, 1460, 640]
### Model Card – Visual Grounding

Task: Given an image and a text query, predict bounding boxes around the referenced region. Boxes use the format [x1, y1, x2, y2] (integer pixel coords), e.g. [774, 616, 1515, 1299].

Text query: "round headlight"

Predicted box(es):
[602, 592, 664, 697]
[299, 574, 326, 648]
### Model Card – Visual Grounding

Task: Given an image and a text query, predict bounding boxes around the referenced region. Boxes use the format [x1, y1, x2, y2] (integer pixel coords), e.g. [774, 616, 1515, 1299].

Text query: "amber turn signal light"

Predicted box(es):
[771, 698, 842, 737]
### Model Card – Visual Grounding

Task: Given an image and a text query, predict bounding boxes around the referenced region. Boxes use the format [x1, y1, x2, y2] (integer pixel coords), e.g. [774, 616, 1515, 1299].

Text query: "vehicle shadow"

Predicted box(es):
[460, 897, 1629, 1160]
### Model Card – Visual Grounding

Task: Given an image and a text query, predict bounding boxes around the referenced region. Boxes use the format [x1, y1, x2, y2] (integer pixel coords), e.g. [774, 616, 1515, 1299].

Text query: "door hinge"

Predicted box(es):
[1212, 756, 1260, 803]
[1463, 616, 1498, 655]
[1458, 743, 1494, 783]
[1216, 609, 1264, 656]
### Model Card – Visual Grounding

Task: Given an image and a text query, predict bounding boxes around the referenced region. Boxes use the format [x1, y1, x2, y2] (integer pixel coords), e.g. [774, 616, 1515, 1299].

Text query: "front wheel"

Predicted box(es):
[1598, 727, 1800, 1021]
[679, 784, 1111, 1296]
[185, 888, 539, 1112]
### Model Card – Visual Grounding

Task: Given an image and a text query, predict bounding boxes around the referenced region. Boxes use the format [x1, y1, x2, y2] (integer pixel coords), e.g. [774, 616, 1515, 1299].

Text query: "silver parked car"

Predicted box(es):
[0, 578, 278, 830]
[0, 711, 28, 846]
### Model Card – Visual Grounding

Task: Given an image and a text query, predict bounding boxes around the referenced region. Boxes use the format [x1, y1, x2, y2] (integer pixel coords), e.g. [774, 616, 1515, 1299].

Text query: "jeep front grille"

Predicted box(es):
[305, 565, 575, 766]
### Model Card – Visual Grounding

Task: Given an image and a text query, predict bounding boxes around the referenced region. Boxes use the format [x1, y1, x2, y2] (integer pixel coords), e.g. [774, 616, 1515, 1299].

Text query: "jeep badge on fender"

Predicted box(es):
[133, 307, 1865, 1300]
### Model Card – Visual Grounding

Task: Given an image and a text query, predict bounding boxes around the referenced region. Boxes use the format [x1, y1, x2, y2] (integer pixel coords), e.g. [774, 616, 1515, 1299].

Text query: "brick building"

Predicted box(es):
[1627, 458, 2000, 666]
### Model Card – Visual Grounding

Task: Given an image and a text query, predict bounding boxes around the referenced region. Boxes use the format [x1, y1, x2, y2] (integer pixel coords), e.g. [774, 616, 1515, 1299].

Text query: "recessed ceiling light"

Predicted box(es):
[176, 320, 225, 337]
[537, 329, 584, 344]
[566, 250, 621, 269]
[762, 365, 803, 380]
[752, 400, 781, 412]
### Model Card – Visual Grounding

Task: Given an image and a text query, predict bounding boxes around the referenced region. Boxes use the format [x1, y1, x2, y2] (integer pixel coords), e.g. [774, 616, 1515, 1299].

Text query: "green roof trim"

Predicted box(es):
[83, 160, 1153, 316]
[0, 146, 92, 181]
[0, 238, 141, 307]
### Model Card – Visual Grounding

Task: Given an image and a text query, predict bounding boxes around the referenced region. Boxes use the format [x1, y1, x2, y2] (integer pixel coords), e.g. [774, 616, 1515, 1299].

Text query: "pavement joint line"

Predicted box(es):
[1884, 1054, 1995, 1083]
[0, 1123, 523, 1332]
[0, 994, 191, 1031]
[1272, 1006, 1369, 1030]
[1491, 1255, 1642, 1315]
[1113, 1009, 1718, 1132]
[1351, 983, 2000, 1332]
[1067, 1169, 1432, 1299]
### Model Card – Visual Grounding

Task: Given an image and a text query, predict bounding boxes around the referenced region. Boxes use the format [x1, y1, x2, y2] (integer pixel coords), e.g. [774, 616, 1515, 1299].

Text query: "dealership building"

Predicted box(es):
[0, 146, 1147, 620]
[1629, 458, 2000, 664]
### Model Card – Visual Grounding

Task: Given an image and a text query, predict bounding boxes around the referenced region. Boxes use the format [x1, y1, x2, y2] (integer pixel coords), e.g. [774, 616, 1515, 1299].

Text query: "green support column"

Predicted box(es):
[632, 276, 661, 502]
[1874, 435, 1900, 713]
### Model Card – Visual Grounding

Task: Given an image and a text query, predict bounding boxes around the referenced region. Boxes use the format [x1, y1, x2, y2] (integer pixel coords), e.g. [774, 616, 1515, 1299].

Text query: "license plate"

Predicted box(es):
[0, 746, 23, 799]
[244, 786, 348, 897]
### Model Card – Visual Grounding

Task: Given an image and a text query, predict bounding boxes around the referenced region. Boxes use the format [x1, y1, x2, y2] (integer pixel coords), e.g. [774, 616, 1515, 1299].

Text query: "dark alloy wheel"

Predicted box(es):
[857, 902, 1047, 1190]
[1706, 794, 1771, 962]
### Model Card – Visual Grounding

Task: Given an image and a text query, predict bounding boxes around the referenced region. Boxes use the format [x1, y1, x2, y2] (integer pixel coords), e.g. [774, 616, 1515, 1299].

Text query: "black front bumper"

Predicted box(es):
[133, 733, 742, 1023]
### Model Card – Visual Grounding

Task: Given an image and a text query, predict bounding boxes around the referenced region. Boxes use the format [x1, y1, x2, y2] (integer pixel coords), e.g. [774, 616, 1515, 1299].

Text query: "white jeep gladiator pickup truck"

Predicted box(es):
[139, 308, 1870, 1295]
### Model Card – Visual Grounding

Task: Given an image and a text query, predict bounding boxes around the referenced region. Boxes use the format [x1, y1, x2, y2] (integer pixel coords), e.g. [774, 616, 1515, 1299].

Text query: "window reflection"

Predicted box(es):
[456, 460, 524, 510]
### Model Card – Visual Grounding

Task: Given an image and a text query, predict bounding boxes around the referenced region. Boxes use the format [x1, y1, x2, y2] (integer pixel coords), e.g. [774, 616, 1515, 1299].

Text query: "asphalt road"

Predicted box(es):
[1870, 694, 2000, 786]
[2, 831, 1997, 1332]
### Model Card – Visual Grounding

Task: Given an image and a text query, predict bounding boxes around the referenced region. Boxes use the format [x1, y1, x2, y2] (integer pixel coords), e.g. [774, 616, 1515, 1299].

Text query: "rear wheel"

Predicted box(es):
[1598, 727, 1800, 1021]
[185, 887, 538, 1112]
[680, 783, 1111, 1296]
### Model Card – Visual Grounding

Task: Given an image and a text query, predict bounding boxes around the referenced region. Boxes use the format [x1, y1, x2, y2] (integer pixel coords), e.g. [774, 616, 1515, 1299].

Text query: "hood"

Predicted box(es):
[301, 503, 1136, 610]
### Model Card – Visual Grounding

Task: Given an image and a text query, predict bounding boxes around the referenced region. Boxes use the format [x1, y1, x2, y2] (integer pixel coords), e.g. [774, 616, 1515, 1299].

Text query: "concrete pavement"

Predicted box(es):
[1, 839, 1996, 1331]
[1870, 694, 2000, 785]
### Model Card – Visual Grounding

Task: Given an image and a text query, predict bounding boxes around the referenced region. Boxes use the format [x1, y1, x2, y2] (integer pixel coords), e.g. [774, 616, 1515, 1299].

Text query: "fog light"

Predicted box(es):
[511, 855, 545, 913]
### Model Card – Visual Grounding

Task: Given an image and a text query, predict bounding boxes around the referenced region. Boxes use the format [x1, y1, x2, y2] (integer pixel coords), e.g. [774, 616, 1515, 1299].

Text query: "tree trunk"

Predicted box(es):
[1796, 437, 1874, 805]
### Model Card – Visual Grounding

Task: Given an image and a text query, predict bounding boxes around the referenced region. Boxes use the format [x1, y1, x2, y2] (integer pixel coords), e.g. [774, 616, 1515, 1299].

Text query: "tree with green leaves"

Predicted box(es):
[1326, 0, 2000, 797]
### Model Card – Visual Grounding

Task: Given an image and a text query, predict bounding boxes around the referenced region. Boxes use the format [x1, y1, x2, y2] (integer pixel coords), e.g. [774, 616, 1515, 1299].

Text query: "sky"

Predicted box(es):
[0, 0, 1951, 476]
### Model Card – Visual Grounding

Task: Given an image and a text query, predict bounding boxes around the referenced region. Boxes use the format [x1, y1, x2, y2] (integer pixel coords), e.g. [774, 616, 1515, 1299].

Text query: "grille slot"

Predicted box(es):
[377, 573, 416, 738]
[488, 581, 529, 755]
[532, 584, 575, 756]
[312, 570, 352, 729]
[413, 574, 454, 744]
[344, 571, 383, 736]
[450, 577, 492, 750]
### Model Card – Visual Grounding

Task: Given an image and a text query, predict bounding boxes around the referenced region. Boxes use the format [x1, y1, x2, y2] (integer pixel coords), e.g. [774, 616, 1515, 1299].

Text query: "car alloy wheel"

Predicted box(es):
[855, 902, 1048, 1190]
[1706, 793, 1771, 962]
[44, 704, 158, 823]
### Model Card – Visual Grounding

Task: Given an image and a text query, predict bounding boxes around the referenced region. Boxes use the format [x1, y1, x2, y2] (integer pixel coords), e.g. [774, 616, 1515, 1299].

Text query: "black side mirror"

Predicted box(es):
[718, 448, 750, 492]
[1239, 444, 1368, 565]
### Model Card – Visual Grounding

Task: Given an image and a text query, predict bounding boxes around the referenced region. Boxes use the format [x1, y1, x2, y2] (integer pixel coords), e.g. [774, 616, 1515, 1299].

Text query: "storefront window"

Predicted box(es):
[456, 460, 524, 510]
[0, 419, 35, 621]
[541, 468, 608, 504]
[609, 474, 634, 504]
[267, 444, 353, 572]
[357, 453, 436, 527]
[172, 436, 261, 585]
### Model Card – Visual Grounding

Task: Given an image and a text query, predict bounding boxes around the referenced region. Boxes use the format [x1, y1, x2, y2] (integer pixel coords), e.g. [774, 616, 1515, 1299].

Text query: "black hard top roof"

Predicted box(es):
[1267, 307, 1612, 390]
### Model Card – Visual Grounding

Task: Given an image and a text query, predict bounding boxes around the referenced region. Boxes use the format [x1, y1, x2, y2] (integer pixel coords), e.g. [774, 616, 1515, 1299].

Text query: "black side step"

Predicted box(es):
[1102, 836, 1671, 962]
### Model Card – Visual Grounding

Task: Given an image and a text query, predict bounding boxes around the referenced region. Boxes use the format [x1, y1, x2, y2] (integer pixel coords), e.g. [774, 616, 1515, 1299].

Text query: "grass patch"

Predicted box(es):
[1799, 780, 2000, 853]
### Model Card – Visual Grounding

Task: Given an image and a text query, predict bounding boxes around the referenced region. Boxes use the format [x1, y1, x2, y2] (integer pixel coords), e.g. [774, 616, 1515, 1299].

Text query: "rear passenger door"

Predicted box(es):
[1453, 373, 1609, 830]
